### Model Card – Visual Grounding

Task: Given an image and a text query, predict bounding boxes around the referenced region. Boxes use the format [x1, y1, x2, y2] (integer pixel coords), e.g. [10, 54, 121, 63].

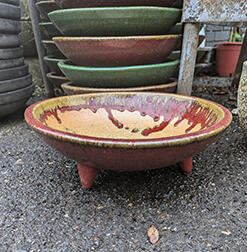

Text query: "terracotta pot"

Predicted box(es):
[61, 81, 177, 95]
[216, 42, 242, 77]
[53, 35, 181, 67]
[25, 92, 232, 189]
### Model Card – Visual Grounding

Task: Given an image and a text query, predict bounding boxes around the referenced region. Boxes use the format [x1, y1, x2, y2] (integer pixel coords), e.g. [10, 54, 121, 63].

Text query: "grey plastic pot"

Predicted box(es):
[0, 18, 21, 34]
[0, 57, 24, 69]
[0, 63, 28, 81]
[0, 0, 19, 6]
[0, 34, 20, 48]
[0, 2, 20, 20]
[0, 74, 32, 93]
[0, 46, 23, 59]
[0, 83, 35, 117]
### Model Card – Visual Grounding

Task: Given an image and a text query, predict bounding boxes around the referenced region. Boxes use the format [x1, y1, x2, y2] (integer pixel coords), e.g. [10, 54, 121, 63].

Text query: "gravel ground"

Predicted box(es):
[0, 86, 246, 251]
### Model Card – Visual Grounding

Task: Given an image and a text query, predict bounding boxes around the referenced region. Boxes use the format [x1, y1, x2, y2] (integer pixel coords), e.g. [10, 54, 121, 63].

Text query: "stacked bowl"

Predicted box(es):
[46, 0, 183, 94]
[0, 0, 34, 117]
[35, 0, 67, 91]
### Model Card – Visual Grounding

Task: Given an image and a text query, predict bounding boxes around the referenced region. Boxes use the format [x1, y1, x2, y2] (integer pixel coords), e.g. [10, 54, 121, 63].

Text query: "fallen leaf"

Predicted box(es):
[221, 229, 231, 235]
[48, 162, 54, 165]
[4, 179, 8, 183]
[207, 243, 212, 247]
[160, 214, 167, 219]
[128, 203, 133, 207]
[75, 225, 79, 229]
[147, 225, 159, 244]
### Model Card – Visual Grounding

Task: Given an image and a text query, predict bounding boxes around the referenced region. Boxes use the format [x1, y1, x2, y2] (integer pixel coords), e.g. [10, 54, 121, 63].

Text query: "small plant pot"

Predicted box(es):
[216, 42, 242, 77]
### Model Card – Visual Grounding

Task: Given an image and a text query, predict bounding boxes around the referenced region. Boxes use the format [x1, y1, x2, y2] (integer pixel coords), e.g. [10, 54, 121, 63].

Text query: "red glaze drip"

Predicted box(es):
[39, 95, 218, 137]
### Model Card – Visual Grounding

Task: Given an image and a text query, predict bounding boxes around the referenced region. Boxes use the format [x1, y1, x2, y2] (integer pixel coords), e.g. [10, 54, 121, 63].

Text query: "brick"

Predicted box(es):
[215, 31, 230, 41]
[205, 31, 215, 42]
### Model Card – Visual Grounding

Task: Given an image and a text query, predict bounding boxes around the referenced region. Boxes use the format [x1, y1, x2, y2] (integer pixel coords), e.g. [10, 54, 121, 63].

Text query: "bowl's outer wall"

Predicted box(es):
[39, 131, 220, 171]
[58, 60, 179, 88]
[54, 36, 182, 67]
[49, 8, 182, 36]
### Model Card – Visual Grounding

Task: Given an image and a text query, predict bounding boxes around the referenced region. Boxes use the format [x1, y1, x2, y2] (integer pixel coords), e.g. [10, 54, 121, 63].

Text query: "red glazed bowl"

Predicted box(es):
[55, 0, 180, 8]
[25, 92, 232, 189]
[53, 35, 182, 67]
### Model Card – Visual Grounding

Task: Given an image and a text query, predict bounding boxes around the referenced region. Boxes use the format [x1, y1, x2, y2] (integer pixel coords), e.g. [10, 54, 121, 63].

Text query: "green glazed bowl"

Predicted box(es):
[58, 60, 179, 88]
[48, 7, 181, 36]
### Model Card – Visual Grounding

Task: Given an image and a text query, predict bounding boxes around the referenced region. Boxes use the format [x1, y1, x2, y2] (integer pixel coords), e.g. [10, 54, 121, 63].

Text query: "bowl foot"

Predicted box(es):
[77, 163, 99, 189]
[179, 157, 193, 173]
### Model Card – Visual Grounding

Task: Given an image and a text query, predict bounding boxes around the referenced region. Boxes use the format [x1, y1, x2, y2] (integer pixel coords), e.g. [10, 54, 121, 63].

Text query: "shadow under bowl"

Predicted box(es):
[44, 55, 65, 74]
[39, 22, 62, 39]
[48, 7, 181, 36]
[25, 92, 232, 188]
[53, 35, 182, 67]
[36, 0, 60, 20]
[58, 60, 180, 88]
[42, 40, 64, 58]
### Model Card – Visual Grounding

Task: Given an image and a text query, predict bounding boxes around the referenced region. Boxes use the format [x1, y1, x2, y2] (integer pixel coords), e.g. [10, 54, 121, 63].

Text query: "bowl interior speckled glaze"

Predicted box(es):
[26, 92, 231, 142]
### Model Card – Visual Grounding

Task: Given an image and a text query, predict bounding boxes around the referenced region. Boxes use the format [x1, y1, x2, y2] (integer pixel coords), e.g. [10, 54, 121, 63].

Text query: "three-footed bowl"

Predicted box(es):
[25, 92, 232, 189]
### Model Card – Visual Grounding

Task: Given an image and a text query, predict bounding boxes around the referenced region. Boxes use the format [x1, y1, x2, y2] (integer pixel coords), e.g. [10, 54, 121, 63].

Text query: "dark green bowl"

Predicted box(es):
[58, 60, 179, 88]
[49, 7, 181, 36]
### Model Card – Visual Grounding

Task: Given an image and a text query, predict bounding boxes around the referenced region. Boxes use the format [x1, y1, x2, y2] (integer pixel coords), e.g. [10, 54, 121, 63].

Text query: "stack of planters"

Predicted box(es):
[35, 0, 67, 91]
[47, 0, 183, 94]
[0, 0, 34, 117]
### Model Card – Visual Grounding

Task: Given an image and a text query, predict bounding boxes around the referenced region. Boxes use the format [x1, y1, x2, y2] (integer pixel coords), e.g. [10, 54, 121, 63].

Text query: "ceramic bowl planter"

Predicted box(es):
[55, 0, 180, 8]
[39, 22, 62, 39]
[61, 81, 177, 95]
[36, 1, 60, 21]
[216, 42, 242, 77]
[42, 40, 64, 58]
[25, 92, 232, 188]
[0, 2, 20, 20]
[47, 72, 68, 88]
[53, 35, 182, 67]
[0, 83, 34, 117]
[0, 34, 20, 48]
[43, 55, 64, 74]
[0, 74, 32, 93]
[58, 60, 179, 88]
[48, 7, 181, 36]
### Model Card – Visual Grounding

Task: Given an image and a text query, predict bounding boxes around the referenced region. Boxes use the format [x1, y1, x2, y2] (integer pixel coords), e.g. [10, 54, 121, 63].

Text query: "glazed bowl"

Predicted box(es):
[39, 22, 62, 39]
[36, 0, 60, 20]
[58, 60, 179, 88]
[47, 72, 67, 88]
[61, 81, 177, 95]
[48, 7, 181, 36]
[25, 92, 232, 188]
[55, 0, 180, 8]
[42, 40, 64, 58]
[43, 55, 65, 74]
[53, 35, 181, 67]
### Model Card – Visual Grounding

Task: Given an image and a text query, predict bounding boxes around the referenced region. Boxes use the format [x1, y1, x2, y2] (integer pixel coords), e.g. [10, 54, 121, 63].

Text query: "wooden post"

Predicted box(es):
[232, 30, 247, 89]
[28, 0, 54, 97]
[177, 23, 200, 95]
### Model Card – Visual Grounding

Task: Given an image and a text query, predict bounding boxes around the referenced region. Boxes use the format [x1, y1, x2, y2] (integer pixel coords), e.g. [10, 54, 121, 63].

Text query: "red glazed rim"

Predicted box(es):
[25, 92, 232, 149]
